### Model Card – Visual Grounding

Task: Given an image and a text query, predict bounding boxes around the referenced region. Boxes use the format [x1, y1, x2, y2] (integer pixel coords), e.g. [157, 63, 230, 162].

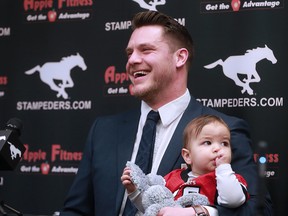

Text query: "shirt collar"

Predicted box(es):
[141, 89, 191, 127]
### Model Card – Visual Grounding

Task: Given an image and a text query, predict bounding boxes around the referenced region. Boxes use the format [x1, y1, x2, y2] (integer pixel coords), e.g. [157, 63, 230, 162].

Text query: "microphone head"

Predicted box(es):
[5, 118, 23, 136]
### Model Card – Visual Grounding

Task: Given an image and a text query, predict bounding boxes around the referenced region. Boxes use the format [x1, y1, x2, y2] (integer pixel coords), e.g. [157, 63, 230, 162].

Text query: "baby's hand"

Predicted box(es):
[215, 153, 231, 167]
[121, 167, 136, 193]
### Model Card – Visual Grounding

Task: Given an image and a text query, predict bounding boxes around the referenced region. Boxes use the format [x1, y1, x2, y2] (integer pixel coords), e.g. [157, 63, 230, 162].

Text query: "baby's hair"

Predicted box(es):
[183, 115, 230, 148]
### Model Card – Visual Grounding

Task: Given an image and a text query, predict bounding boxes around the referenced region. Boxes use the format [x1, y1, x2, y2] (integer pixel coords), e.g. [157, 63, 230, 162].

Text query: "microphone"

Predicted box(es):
[0, 118, 26, 170]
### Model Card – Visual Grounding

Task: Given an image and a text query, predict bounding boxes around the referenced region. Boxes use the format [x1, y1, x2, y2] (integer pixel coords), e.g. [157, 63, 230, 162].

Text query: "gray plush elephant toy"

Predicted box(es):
[126, 161, 210, 216]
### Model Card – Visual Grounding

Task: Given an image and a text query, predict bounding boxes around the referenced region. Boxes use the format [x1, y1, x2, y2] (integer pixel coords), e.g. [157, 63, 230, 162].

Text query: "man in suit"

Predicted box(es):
[60, 11, 273, 215]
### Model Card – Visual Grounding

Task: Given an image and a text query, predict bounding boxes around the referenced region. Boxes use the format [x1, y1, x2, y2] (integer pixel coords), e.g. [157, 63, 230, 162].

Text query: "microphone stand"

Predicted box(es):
[0, 204, 7, 215]
[256, 141, 268, 216]
[0, 201, 23, 216]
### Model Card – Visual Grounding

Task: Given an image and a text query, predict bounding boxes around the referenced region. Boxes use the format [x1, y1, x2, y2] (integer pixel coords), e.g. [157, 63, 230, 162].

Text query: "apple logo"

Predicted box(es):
[47, 10, 57, 22]
[231, 0, 241, 11]
[41, 162, 50, 175]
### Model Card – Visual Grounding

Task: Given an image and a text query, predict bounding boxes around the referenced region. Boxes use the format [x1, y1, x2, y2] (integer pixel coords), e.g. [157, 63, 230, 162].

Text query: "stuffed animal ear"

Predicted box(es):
[143, 203, 162, 216]
[142, 185, 176, 209]
[142, 185, 181, 216]
[147, 173, 166, 186]
[176, 193, 210, 207]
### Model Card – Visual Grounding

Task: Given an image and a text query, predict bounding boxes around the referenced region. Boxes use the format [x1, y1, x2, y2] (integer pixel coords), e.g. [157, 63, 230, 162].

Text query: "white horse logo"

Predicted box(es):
[132, 0, 166, 11]
[25, 53, 87, 99]
[204, 45, 277, 95]
[8, 141, 22, 160]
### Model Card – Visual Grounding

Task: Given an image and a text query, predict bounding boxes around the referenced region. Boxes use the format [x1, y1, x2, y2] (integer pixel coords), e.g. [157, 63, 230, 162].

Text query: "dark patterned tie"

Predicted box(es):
[123, 110, 160, 215]
[135, 110, 160, 174]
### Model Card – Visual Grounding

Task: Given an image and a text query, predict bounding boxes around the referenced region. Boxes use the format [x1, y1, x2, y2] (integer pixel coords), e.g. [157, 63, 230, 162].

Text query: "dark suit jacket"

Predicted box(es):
[61, 96, 273, 215]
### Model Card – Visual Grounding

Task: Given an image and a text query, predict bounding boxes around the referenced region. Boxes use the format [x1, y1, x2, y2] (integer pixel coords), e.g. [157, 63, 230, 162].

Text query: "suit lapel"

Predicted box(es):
[158, 97, 203, 176]
[115, 109, 140, 214]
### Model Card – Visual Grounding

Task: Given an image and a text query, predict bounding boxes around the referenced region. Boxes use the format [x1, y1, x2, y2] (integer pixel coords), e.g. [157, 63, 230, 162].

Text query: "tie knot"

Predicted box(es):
[147, 110, 160, 122]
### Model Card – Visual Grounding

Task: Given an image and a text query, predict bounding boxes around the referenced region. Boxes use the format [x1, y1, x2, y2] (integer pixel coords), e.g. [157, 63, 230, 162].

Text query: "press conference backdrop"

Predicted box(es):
[0, 0, 287, 215]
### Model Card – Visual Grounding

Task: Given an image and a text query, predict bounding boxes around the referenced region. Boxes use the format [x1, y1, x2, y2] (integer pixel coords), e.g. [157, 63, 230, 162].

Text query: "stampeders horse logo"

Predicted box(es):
[132, 0, 166, 11]
[0, 136, 21, 160]
[25, 53, 87, 99]
[8, 141, 22, 160]
[204, 45, 277, 95]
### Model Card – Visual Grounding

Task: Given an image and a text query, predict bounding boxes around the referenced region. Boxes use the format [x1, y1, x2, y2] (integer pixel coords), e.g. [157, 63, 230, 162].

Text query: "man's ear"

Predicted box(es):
[182, 148, 192, 165]
[176, 48, 188, 68]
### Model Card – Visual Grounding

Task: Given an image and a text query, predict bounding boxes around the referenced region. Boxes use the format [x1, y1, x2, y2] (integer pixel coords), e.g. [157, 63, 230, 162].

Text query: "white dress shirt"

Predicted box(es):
[130, 89, 191, 175]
